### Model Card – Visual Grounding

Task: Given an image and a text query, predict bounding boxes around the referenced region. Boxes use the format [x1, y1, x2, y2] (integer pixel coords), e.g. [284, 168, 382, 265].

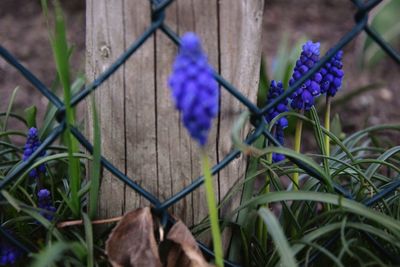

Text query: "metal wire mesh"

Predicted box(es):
[0, 0, 399, 265]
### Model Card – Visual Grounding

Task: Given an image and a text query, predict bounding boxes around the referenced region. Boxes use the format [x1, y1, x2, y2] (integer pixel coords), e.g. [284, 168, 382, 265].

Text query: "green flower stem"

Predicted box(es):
[256, 153, 272, 250]
[293, 112, 304, 190]
[325, 96, 331, 157]
[258, 126, 275, 249]
[262, 152, 273, 248]
[324, 96, 333, 212]
[201, 150, 223, 267]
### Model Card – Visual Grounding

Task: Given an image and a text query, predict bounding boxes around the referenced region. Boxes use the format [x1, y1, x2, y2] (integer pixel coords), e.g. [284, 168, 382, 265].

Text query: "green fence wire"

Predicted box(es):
[0, 0, 399, 265]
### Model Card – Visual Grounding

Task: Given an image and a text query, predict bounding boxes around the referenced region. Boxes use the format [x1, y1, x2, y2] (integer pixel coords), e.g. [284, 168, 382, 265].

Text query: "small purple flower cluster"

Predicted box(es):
[265, 81, 289, 129]
[289, 41, 322, 111]
[0, 246, 19, 266]
[168, 32, 219, 147]
[265, 81, 288, 162]
[264, 41, 344, 162]
[23, 127, 46, 178]
[37, 189, 56, 221]
[289, 41, 344, 110]
[320, 50, 344, 97]
[273, 128, 286, 163]
[0, 238, 20, 266]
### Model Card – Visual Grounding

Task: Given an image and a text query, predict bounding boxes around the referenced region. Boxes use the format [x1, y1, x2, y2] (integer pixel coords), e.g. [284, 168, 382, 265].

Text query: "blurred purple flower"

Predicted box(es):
[23, 127, 46, 178]
[168, 32, 219, 146]
[37, 189, 56, 221]
[0, 234, 21, 266]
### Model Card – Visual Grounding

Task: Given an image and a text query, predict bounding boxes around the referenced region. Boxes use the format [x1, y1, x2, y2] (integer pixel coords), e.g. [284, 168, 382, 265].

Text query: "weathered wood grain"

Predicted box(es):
[218, 0, 265, 248]
[86, 0, 126, 218]
[123, 0, 157, 211]
[86, 0, 264, 233]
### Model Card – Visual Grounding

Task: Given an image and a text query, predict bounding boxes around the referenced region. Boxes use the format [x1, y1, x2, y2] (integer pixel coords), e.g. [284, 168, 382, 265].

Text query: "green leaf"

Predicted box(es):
[82, 212, 94, 267]
[233, 191, 400, 235]
[49, 0, 82, 217]
[9, 152, 91, 192]
[343, 124, 400, 149]
[40, 75, 84, 139]
[309, 107, 329, 175]
[365, 146, 400, 179]
[331, 113, 345, 140]
[1, 190, 21, 212]
[24, 105, 37, 128]
[3, 86, 19, 131]
[228, 135, 264, 262]
[31, 242, 78, 267]
[257, 58, 269, 108]
[258, 207, 297, 267]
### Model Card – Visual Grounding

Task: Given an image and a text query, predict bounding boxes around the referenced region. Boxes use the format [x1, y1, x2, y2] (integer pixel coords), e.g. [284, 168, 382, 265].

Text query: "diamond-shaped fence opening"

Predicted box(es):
[0, 0, 399, 266]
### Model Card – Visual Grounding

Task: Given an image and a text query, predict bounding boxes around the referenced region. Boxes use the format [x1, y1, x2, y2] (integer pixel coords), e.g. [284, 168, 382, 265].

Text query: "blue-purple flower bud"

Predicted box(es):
[272, 127, 286, 163]
[0, 246, 19, 265]
[23, 127, 46, 178]
[0, 234, 21, 266]
[320, 50, 344, 97]
[289, 41, 322, 111]
[265, 80, 288, 162]
[37, 189, 56, 221]
[168, 32, 219, 146]
[265, 80, 289, 128]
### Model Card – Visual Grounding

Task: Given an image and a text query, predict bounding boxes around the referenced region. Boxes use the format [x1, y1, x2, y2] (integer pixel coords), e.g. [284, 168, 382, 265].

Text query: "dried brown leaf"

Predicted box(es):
[166, 220, 214, 267]
[106, 207, 162, 267]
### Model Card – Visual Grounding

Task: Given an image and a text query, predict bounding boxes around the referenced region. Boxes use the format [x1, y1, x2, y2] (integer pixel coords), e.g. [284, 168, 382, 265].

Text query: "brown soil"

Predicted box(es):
[0, 0, 85, 130]
[1, 0, 399, 141]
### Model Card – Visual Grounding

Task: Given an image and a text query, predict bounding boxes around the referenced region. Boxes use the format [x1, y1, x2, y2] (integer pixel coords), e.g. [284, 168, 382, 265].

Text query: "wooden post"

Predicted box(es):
[86, 0, 264, 228]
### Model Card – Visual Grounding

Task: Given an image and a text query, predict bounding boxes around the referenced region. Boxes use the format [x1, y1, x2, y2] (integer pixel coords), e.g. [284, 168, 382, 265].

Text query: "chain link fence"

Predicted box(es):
[0, 0, 399, 265]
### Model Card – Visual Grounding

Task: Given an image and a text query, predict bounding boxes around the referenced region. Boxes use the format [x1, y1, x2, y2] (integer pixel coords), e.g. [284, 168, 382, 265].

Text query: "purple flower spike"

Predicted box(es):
[320, 50, 344, 97]
[265, 80, 288, 163]
[0, 234, 21, 266]
[0, 246, 19, 265]
[37, 189, 56, 221]
[289, 40, 322, 111]
[168, 32, 219, 146]
[23, 127, 46, 179]
[265, 81, 289, 128]
[272, 126, 286, 163]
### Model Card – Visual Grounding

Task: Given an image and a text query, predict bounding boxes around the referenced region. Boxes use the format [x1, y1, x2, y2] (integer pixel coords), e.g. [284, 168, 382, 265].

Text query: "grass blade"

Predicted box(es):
[3, 86, 19, 131]
[49, 0, 82, 216]
[89, 94, 101, 219]
[258, 207, 297, 267]
[31, 242, 71, 267]
[82, 212, 94, 267]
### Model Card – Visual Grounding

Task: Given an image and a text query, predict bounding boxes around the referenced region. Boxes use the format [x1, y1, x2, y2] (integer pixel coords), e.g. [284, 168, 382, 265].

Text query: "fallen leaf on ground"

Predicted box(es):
[105, 207, 162, 267]
[166, 220, 215, 267]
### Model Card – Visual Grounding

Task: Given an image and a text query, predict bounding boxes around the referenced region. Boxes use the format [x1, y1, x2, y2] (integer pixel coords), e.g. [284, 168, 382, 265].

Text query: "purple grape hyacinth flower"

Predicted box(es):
[289, 40, 322, 111]
[320, 50, 344, 97]
[0, 237, 21, 266]
[265, 80, 288, 162]
[37, 189, 56, 221]
[23, 127, 46, 178]
[0, 246, 19, 265]
[272, 127, 286, 163]
[168, 32, 219, 146]
[265, 80, 289, 129]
